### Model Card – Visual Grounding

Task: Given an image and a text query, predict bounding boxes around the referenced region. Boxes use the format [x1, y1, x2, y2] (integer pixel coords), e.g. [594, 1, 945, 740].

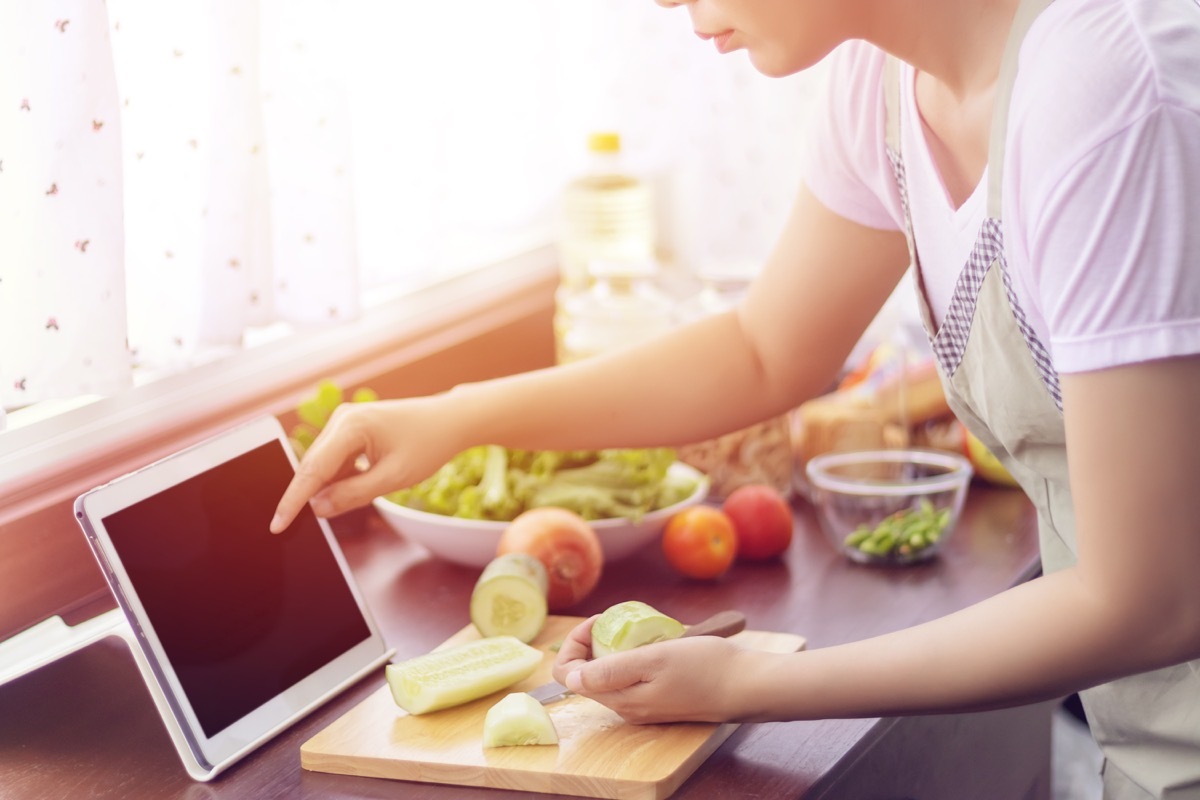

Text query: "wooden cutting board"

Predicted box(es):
[301, 615, 806, 800]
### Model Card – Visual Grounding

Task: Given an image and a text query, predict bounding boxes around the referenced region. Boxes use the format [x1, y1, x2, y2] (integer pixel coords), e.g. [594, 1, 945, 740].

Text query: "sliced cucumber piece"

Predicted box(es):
[591, 600, 685, 658]
[482, 692, 560, 748]
[470, 553, 549, 643]
[386, 636, 543, 715]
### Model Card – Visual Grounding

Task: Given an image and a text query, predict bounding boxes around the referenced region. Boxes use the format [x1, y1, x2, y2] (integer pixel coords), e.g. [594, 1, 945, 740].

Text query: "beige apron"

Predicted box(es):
[882, 0, 1200, 795]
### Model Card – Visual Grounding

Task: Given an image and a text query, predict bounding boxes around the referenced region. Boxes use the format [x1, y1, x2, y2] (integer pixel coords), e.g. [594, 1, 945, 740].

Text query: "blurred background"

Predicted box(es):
[0, 0, 826, 413]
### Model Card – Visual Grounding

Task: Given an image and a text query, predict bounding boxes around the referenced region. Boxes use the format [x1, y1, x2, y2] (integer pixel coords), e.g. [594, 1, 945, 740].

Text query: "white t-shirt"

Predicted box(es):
[801, 0, 1200, 375]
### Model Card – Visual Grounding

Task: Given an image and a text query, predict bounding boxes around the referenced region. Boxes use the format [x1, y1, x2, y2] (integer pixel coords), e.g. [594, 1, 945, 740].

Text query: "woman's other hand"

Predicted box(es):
[552, 615, 763, 724]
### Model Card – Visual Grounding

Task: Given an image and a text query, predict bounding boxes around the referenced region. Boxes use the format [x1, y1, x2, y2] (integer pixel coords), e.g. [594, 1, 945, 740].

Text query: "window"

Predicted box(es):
[0, 0, 822, 475]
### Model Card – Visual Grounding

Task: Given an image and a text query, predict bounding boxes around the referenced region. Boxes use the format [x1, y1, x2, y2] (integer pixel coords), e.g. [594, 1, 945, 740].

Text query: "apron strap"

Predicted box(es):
[987, 0, 1055, 217]
[883, 56, 902, 157]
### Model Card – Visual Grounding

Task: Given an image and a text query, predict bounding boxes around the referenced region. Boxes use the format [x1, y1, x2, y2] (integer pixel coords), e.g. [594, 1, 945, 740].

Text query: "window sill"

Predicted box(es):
[0, 247, 559, 642]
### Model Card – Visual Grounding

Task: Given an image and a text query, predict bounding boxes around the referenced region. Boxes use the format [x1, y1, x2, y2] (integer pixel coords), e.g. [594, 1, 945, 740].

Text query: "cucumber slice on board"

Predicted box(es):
[386, 636, 543, 715]
[482, 692, 559, 747]
[591, 600, 686, 658]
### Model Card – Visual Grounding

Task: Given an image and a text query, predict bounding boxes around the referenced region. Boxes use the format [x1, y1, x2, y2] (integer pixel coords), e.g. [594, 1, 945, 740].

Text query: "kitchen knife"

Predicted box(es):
[528, 609, 747, 705]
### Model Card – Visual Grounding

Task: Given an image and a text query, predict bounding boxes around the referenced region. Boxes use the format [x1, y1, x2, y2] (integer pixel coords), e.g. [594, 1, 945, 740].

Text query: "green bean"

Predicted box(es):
[841, 499, 953, 562]
[845, 527, 872, 547]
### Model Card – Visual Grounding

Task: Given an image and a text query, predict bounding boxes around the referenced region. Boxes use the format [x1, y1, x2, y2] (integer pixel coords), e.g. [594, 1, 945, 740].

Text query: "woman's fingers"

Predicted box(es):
[552, 616, 599, 683]
[271, 407, 371, 532]
[567, 647, 651, 695]
[309, 461, 399, 519]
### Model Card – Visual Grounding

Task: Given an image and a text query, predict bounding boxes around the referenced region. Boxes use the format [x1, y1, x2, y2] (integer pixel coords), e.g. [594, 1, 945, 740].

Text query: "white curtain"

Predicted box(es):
[0, 0, 821, 411]
[0, 0, 131, 403]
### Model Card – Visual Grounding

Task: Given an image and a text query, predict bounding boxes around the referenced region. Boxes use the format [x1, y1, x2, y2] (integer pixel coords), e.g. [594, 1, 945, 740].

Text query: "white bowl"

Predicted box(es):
[372, 461, 709, 568]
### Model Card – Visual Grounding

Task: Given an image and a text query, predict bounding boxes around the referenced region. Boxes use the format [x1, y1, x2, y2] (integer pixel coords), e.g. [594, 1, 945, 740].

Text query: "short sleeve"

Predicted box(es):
[1005, 0, 1200, 374]
[1023, 105, 1200, 373]
[799, 41, 904, 232]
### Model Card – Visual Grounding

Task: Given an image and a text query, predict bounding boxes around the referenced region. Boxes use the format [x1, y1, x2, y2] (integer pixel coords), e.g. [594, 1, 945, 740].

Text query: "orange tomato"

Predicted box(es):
[661, 506, 738, 579]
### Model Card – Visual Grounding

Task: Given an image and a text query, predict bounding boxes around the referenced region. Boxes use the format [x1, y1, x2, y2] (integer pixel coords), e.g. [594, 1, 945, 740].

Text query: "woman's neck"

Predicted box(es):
[857, 0, 1021, 100]
[846, 0, 1023, 208]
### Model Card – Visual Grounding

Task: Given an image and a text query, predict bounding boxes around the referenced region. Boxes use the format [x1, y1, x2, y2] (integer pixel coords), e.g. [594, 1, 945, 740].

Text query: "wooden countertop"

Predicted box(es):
[0, 485, 1045, 799]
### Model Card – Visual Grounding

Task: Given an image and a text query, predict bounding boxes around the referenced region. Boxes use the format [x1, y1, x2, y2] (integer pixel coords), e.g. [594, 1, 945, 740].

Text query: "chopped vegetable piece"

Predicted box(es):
[840, 499, 952, 562]
[482, 692, 559, 748]
[385, 636, 543, 715]
[591, 601, 685, 658]
[470, 553, 549, 643]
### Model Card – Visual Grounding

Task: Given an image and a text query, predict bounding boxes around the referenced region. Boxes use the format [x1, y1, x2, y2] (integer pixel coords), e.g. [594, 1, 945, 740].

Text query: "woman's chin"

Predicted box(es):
[747, 48, 824, 78]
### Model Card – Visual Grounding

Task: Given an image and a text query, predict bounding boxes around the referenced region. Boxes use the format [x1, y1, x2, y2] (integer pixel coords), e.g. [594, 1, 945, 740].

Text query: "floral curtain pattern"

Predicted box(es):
[0, 0, 820, 411]
[0, 0, 131, 404]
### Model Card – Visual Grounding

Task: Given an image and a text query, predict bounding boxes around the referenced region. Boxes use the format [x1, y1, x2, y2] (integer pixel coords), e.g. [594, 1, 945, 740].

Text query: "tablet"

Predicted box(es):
[74, 415, 391, 781]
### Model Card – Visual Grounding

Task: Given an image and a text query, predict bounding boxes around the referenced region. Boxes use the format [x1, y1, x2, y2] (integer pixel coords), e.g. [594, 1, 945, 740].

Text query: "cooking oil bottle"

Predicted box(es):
[554, 132, 657, 363]
[558, 258, 674, 364]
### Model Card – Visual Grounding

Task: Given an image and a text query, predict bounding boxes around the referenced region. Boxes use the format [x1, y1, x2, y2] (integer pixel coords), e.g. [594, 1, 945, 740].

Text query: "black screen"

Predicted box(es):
[102, 441, 371, 738]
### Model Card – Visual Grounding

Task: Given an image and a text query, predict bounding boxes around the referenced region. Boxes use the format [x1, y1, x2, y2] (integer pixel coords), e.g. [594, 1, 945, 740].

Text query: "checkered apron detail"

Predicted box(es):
[883, 149, 1063, 410]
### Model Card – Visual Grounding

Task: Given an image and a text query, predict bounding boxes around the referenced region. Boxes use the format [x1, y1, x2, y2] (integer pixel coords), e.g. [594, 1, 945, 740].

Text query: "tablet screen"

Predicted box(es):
[100, 440, 371, 739]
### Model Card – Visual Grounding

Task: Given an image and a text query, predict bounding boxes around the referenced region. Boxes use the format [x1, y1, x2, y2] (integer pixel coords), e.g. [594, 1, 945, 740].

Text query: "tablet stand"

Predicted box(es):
[0, 608, 221, 779]
[0, 609, 129, 685]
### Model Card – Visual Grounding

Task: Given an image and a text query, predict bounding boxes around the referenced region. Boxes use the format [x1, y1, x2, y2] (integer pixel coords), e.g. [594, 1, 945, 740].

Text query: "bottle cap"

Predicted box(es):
[587, 132, 622, 154]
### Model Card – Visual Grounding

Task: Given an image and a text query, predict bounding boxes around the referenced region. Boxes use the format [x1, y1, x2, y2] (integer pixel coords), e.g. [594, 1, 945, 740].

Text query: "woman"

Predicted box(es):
[273, 0, 1200, 795]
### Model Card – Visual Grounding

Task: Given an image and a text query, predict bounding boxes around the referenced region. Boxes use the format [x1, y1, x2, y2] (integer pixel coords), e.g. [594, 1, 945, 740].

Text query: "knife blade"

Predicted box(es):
[528, 609, 747, 705]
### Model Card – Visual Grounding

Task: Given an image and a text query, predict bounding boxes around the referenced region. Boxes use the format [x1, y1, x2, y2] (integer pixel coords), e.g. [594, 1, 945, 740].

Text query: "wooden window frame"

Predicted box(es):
[0, 249, 559, 642]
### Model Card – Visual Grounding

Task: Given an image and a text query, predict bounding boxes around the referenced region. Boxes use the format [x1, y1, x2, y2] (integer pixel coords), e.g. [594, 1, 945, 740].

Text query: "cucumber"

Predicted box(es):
[482, 692, 559, 747]
[470, 553, 549, 644]
[591, 600, 685, 658]
[386, 636, 543, 715]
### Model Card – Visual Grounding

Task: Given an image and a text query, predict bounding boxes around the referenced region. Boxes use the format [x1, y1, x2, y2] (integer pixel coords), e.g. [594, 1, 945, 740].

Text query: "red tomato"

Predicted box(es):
[722, 484, 793, 561]
[661, 506, 737, 579]
[497, 507, 603, 611]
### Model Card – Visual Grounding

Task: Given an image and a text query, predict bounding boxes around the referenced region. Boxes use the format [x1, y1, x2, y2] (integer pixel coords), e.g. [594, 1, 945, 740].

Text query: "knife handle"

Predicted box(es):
[682, 609, 746, 639]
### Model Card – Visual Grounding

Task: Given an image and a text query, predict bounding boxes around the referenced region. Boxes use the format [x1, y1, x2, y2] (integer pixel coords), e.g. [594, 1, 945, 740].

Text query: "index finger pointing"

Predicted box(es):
[271, 432, 362, 533]
[270, 465, 326, 533]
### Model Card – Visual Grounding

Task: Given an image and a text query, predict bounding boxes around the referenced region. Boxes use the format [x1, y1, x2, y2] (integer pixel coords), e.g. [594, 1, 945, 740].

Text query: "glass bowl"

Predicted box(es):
[805, 448, 972, 565]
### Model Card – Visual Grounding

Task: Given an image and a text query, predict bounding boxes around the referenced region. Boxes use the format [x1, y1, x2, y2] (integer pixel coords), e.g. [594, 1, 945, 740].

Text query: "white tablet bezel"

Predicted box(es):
[74, 415, 391, 782]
